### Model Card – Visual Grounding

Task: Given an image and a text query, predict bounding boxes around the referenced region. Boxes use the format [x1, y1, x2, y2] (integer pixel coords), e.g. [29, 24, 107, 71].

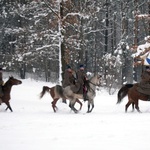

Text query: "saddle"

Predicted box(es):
[136, 84, 150, 101]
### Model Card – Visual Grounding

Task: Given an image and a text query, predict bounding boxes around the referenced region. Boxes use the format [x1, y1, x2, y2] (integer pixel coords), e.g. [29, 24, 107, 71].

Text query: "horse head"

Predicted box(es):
[95, 74, 102, 86]
[9, 76, 22, 85]
[90, 73, 102, 86]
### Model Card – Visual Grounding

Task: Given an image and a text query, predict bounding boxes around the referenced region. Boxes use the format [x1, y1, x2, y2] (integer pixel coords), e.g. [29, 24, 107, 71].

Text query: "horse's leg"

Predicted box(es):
[5, 102, 13, 112]
[87, 100, 94, 113]
[62, 99, 67, 104]
[132, 103, 135, 112]
[76, 99, 82, 110]
[5, 106, 8, 111]
[134, 100, 141, 113]
[125, 101, 132, 112]
[69, 98, 78, 113]
[51, 98, 59, 112]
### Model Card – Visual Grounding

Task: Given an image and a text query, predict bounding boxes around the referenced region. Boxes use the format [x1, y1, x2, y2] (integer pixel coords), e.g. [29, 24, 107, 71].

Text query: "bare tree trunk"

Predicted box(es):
[133, 0, 138, 46]
[104, 0, 109, 54]
[148, 2, 150, 35]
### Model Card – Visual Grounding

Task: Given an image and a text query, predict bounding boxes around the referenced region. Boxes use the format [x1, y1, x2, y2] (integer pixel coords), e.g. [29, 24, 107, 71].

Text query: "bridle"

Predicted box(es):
[88, 78, 101, 93]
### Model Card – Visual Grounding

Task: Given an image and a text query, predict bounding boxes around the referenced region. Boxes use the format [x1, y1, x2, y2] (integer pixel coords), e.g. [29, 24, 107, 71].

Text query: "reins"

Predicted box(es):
[89, 80, 98, 86]
[87, 80, 98, 93]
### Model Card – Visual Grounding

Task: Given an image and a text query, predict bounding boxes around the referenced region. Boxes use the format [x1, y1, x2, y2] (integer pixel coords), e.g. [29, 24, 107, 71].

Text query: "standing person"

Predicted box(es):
[0, 68, 4, 104]
[137, 66, 150, 100]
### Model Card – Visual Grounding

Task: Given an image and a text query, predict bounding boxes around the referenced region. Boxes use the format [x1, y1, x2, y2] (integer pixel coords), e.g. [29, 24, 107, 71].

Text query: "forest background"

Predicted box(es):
[0, 0, 149, 90]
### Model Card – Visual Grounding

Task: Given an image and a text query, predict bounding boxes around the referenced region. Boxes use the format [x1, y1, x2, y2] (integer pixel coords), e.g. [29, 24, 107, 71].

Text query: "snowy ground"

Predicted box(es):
[1, 78, 150, 150]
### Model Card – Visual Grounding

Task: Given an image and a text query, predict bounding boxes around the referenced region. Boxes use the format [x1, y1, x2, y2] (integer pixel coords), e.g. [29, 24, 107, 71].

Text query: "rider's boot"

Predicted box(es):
[83, 92, 88, 101]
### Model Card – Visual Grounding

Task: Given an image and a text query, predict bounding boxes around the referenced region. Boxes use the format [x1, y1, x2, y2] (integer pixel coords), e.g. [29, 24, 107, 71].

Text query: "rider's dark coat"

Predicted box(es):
[137, 70, 150, 95]
[70, 69, 87, 94]
[62, 70, 75, 88]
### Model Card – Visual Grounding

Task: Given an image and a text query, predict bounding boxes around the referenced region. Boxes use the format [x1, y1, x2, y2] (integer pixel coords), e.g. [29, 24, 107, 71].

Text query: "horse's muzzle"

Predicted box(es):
[18, 81, 22, 85]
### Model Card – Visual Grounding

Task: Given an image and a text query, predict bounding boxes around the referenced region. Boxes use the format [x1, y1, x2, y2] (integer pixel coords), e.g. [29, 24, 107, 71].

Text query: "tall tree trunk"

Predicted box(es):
[148, 2, 150, 35]
[104, 0, 109, 54]
[60, 0, 66, 103]
[60, 0, 66, 80]
[133, 0, 138, 46]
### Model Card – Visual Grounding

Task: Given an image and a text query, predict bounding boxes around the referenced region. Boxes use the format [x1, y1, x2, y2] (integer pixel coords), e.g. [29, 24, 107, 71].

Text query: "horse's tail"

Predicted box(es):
[40, 86, 51, 99]
[117, 84, 133, 104]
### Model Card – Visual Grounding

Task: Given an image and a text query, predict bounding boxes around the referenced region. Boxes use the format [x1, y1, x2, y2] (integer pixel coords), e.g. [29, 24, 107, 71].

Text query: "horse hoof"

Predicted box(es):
[138, 110, 142, 113]
[74, 110, 78, 114]
[87, 111, 91, 113]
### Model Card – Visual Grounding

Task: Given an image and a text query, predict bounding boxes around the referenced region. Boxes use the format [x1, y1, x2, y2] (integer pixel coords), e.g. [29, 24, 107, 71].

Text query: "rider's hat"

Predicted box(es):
[79, 64, 84, 68]
[66, 65, 71, 69]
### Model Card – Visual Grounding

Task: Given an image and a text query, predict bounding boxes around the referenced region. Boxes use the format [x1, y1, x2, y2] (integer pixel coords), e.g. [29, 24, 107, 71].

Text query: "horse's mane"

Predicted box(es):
[86, 74, 99, 91]
[3, 76, 14, 87]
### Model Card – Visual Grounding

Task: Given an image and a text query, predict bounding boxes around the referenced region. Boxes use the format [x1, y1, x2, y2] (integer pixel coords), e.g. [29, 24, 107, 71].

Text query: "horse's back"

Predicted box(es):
[55, 85, 64, 98]
[129, 83, 148, 97]
[127, 83, 145, 100]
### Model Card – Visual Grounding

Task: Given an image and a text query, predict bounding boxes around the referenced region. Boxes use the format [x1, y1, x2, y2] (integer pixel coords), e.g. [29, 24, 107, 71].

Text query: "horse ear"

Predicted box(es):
[97, 74, 102, 79]
[99, 75, 102, 78]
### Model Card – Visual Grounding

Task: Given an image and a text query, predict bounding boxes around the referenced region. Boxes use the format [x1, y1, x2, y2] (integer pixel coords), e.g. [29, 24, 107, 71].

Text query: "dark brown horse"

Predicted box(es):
[117, 83, 149, 112]
[0, 76, 22, 112]
[40, 85, 82, 112]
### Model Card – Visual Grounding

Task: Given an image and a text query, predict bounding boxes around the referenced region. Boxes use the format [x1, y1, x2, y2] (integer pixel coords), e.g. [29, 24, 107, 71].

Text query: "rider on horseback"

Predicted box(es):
[62, 65, 76, 88]
[62, 65, 76, 103]
[137, 66, 150, 100]
[63, 64, 89, 101]
[75, 64, 88, 101]
[0, 67, 4, 104]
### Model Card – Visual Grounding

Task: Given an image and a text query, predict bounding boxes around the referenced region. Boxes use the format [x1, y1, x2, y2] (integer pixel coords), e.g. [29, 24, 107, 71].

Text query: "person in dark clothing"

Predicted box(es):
[62, 65, 76, 88]
[76, 65, 88, 93]
[62, 65, 76, 103]
[0, 68, 4, 104]
[77, 65, 88, 101]
[137, 66, 150, 100]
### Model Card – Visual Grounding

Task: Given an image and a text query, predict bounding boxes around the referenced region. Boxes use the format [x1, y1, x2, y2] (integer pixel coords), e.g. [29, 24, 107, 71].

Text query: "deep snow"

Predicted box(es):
[0, 78, 150, 150]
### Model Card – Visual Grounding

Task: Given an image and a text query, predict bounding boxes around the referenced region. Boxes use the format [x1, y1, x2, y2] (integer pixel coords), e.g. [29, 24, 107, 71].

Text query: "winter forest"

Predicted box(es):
[0, 0, 149, 89]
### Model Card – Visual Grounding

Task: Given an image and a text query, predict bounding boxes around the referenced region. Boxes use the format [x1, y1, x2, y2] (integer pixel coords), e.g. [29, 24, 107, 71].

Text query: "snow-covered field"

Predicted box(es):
[1, 78, 150, 150]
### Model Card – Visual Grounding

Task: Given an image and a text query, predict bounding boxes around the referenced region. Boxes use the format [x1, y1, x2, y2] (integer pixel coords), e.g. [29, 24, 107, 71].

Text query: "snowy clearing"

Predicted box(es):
[0, 78, 150, 150]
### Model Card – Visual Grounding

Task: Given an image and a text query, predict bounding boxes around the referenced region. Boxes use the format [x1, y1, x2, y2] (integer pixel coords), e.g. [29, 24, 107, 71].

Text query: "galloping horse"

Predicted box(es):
[63, 73, 101, 113]
[117, 83, 149, 112]
[40, 74, 101, 113]
[40, 85, 83, 112]
[0, 76, 22, 112]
